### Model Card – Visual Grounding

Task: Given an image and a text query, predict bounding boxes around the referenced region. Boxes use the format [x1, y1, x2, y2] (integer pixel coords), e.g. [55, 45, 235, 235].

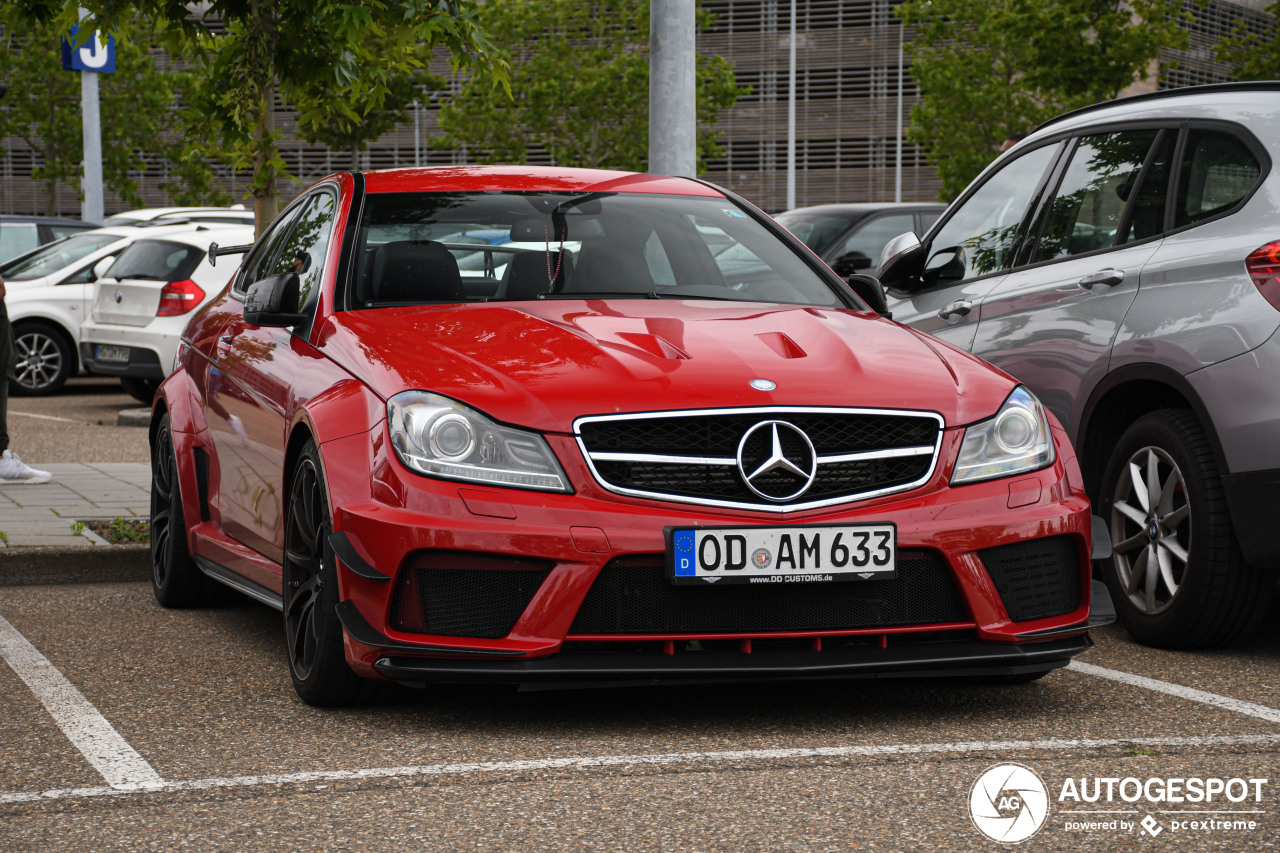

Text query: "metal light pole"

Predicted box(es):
[649, 0, 696, 176]
[894, 21, 904, 204]
[82, 68, 103, 223]
[785, 0, 797, 210]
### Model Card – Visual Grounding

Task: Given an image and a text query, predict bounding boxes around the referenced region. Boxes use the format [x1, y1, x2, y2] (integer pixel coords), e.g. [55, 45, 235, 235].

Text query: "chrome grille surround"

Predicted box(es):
[574, 406, 945, 512]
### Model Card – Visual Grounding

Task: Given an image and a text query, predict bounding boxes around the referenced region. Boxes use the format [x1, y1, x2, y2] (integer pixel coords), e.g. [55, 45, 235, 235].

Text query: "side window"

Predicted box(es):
[1175, 128, 1262, 228]
[0, 224, 39, 262]
[267, 192, 339, 310]
[1032, 130, 1159, 263]
[59, 263, 99, 285]
[836, 213, 915, 272]
[927, 144, 1059, 284]
[234, 208, 303, 296]
[1120, 131, 1176, 245]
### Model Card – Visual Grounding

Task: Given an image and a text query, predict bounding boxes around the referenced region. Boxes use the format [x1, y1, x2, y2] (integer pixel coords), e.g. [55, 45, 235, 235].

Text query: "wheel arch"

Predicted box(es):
[1079, 364, 1227, 501]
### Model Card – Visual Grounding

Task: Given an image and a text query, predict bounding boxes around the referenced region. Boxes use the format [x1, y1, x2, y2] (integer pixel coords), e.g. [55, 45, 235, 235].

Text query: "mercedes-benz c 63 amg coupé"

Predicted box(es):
[149, 166, 1112, 705]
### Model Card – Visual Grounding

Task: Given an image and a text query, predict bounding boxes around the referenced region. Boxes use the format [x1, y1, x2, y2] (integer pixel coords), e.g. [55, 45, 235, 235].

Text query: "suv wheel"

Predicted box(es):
[1098, 409, 1272, 648]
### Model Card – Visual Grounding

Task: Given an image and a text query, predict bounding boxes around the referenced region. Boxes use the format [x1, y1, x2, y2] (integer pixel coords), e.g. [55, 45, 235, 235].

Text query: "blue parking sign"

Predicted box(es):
[61, 26, 115, 74]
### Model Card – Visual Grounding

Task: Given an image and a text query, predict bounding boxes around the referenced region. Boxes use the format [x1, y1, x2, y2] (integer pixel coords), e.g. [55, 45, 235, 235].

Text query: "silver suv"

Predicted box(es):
[877, 82, 1279, 649]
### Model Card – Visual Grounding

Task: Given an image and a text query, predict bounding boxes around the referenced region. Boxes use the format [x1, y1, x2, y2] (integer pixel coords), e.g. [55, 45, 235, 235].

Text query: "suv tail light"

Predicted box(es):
[157, 278, 206, 316]
[1246, 242, 1280, 312]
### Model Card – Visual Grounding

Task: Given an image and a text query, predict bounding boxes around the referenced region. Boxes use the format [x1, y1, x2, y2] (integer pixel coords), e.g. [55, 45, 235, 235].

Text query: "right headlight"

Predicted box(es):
[951, 386, 1055, 485]
[387, 391, 571, 492]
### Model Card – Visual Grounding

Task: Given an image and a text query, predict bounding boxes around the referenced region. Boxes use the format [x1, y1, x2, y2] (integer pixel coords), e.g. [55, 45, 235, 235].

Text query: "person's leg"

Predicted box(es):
[0, 370, 9, 455]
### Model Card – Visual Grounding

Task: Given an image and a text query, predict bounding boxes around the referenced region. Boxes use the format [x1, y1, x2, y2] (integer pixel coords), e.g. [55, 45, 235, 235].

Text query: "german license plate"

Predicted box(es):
[665, 523, 896, 586]
[96, 345, 129, 363]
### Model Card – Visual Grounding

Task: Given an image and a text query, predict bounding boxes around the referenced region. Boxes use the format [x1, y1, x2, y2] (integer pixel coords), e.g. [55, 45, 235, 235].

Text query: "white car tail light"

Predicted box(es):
[157, 278, 206, 316]
[1245, 242, 1280, 312]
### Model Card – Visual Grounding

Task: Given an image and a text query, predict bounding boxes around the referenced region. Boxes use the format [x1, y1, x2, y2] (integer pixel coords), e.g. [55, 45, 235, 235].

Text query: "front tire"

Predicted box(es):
[283, 440, 378, 706]
[1098, 409, 1273, 648]
[151, 414, 210, 607]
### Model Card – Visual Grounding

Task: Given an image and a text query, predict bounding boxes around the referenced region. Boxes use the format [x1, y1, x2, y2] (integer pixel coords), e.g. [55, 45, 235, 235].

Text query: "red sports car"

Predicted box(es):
[150, 166, 1112, 705]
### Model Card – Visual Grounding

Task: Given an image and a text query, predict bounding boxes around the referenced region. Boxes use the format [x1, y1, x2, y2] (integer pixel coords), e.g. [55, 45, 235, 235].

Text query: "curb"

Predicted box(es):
[0, 545, 150, 587]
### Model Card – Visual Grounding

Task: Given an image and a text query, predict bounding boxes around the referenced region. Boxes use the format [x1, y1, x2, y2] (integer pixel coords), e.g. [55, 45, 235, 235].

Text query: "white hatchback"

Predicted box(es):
[79, 225, 255, 402]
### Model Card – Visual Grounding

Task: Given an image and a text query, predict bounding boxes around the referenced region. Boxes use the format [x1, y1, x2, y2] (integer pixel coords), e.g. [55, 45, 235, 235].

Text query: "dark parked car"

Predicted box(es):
[877, 82, 1280, 650]
[776, 203, 945, 277]
[0, 215, 97, 265]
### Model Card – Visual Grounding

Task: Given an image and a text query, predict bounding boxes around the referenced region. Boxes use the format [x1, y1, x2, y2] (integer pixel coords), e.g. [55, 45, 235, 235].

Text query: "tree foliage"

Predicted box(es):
[437, 0, 743, 173]
[0, 9, 228, 216]
[1216, 2, 1280, 79]
[899, 0, 1187, 200]
[27, 0, 504, 233]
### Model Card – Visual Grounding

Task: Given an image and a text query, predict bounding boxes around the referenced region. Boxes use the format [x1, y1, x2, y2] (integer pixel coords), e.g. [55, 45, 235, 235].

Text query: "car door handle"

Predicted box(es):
[937, 300, 973, 323]
[1078, 269, 1125, 291]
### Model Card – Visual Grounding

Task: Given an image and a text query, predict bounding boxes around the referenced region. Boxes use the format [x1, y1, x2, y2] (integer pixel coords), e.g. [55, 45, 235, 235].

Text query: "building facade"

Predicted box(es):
[0, 0, 1274, 218]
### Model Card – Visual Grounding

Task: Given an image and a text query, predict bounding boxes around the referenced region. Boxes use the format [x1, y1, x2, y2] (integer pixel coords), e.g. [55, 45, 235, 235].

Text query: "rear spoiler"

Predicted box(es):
[208, 241, 254, 267]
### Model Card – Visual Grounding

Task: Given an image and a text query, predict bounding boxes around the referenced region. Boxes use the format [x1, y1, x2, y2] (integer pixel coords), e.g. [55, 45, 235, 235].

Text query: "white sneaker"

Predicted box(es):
[0, 450, 52, 485]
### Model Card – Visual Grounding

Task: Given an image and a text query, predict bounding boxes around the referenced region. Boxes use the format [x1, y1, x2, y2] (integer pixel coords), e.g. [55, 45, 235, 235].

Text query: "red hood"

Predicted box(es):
[316, 300, 1015, 432]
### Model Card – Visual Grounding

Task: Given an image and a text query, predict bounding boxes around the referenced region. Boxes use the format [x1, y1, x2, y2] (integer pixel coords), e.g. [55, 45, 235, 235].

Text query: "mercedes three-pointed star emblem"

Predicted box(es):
[736, 420, 818, 502]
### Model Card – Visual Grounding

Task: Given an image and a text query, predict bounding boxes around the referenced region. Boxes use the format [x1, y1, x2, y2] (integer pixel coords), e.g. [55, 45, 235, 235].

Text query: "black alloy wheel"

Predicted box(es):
[11, 321, 73, 396]
[283, 440, 379, 706]
[150, 413, 209, 606]
[1097, 409, 1273, 649]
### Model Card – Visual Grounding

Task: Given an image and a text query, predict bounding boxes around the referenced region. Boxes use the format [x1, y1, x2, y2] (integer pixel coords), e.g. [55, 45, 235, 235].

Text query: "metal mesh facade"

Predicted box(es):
[0, 0, 1272, 218]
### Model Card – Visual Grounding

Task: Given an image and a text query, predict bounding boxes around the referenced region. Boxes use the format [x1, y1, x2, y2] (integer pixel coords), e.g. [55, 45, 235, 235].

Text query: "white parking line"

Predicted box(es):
[3, 733, 1280, 806]
[0, 614, 164, 792]
[7, 411, 79, 423]
[1069, 661, 1280, 724]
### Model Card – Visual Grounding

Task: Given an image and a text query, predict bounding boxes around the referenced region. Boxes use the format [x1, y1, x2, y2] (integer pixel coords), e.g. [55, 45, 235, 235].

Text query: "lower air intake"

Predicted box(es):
[568, 550, 969, 634]
[390, 551, 552, 639]
[979, 535, 1082, 623]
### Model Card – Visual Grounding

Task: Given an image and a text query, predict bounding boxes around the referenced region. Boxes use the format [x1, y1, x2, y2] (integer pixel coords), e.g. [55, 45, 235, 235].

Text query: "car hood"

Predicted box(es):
[318, 300, 1015, 432]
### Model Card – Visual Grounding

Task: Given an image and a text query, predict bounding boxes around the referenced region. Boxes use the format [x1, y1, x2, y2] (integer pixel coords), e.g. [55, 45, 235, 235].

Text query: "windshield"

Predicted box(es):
[773, 212, 857, 255]
[2, 233, 121, 280]
[349, 192, 844, 309]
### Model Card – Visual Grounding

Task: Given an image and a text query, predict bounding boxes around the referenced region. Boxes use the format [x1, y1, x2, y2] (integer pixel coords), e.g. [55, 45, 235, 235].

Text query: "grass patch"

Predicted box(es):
[86, 517, 150, 544]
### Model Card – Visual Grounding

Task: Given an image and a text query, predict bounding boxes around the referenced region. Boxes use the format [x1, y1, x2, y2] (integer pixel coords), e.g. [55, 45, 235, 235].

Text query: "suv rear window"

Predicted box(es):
[107, 240, 204, 281]
[1175, 129, 1262, 227]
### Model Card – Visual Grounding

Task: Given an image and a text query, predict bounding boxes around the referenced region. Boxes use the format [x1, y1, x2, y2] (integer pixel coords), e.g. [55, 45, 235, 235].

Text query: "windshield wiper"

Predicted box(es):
[538, 290, 661, 299]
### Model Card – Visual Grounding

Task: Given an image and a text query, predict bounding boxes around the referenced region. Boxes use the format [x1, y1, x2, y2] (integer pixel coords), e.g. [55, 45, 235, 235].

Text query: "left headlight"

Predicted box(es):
[387, 391, 571, 492]
[951, 386, 1055, 485]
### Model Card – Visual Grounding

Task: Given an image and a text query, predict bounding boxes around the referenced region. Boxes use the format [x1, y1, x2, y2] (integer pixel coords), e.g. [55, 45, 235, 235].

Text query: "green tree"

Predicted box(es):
[437, 0, 743, 172]
[31, 0, 503, 234]
[899, 0, 1187, 200]
[0, 10, 226, 215]
[1216, 3, 1280, 79]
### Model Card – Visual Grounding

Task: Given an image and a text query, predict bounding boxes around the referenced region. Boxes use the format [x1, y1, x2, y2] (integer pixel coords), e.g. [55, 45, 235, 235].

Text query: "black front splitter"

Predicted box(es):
[371, 635, 1092, 685]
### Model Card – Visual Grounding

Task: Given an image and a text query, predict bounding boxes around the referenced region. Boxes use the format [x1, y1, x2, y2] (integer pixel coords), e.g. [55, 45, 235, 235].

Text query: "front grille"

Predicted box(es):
[390, 551, 552, 639]
[568, 551, 969, 635]
[577, 408, 941, 510]
[979, 536, 1082, 622]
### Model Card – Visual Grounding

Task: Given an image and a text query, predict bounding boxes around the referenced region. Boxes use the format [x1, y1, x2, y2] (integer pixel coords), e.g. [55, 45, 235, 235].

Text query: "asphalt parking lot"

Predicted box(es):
[2, 385, 1279, 851]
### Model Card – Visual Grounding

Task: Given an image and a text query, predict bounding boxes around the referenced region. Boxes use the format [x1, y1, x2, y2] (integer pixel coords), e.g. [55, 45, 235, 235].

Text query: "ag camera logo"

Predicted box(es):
[969, 763, 1050, 844]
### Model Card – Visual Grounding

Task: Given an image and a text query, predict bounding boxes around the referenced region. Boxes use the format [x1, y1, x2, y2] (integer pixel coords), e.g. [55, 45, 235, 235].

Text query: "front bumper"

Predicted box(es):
[316, 424, 1102, 683]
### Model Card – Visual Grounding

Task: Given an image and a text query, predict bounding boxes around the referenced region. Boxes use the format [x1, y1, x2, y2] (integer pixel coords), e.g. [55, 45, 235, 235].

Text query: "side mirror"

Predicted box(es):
[875, 232, 926, 291]
[830, 250, 873, 277]
[845, 274, 891, 318]
[92, 256, 115, 281]
[922, 246, 967, 288]
[244, 272, 306, 327]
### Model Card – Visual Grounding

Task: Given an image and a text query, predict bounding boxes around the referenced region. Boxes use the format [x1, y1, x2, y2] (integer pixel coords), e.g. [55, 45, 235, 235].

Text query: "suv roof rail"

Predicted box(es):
[1035, 81, 1280, 133]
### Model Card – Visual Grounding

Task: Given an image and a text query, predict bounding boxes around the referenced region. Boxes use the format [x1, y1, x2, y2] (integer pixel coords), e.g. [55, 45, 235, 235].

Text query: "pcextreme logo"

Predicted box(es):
[969, 763, 1050, 844]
